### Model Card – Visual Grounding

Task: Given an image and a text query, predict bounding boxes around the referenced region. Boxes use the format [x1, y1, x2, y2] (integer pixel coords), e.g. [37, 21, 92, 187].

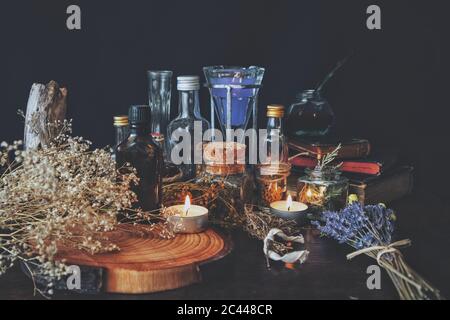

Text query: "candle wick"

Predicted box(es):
[185, 209, 189, 217]
[288, 206, 291, 212]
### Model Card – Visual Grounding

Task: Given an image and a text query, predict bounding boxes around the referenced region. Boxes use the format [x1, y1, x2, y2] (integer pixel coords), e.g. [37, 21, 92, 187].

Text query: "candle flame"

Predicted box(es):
[184, 195, 191, 216]
[287, 194, 293, 211]
[306, 189, 313, 198]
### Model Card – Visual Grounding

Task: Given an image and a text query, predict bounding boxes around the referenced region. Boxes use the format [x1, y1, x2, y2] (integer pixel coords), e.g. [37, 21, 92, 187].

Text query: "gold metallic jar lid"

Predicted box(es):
[114, 115, 129, 126]
[266, 105, 285, 118]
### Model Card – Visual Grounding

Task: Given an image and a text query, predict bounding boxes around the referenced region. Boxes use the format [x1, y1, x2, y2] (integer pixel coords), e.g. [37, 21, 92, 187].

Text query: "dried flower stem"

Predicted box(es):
[0, 120, 172, 296]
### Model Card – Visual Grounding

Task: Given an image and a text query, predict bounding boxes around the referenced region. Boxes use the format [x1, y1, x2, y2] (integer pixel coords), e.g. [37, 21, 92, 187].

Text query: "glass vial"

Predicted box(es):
[113, 115, 129, 147]
[167, 76, 210, 180]
[257, 105, 291, 206]
[148, 70, 173, 160]
[116, 105, 163, 211]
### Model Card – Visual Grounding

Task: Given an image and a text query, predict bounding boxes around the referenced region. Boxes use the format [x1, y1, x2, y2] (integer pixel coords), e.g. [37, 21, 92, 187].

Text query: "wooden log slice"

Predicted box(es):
[55, 225, 231, 294]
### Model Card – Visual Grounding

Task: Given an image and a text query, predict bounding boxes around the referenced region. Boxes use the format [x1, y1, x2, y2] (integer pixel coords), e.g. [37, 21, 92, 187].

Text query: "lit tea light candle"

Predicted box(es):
[270, 194, 308, 220]
[167, 196, 209, 234]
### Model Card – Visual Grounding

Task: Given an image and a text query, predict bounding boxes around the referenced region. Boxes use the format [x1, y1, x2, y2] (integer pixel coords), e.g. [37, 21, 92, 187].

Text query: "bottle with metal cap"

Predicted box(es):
[116, 105, 163, 211]
[263, 104, 289, 164]
[113, 115, 129, 147]
[255, 105, 291, 207]
[112, 115, 129, 162]
[167, 76, 210, 181]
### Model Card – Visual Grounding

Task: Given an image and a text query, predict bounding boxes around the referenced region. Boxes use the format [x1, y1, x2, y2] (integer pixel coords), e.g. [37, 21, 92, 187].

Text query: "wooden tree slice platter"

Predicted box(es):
[56, 225, 232, 294]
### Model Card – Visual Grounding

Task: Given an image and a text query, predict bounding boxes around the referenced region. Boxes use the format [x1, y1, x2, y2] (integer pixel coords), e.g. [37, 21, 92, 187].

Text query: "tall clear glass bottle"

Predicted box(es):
[148, 70, 173, 160]
[116, 105, 163, 211]
[257, 105, 291, 206]
[262, 105, 289, 164]
[167, 76, 210, 180]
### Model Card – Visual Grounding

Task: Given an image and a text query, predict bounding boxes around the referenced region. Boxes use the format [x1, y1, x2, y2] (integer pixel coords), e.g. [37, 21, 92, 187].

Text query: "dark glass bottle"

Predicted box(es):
[116, 105, 163, 211]
[287, 90, 334, 137]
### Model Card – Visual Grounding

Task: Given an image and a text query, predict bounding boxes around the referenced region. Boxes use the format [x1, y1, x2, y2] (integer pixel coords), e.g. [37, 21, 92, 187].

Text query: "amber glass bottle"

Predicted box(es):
[115, 105, 163, 211]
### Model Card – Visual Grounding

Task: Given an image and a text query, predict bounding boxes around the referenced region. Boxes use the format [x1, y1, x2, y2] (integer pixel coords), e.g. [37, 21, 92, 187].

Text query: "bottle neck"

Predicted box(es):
[129, 123, 151, 136]
[266, 117, 284, 133]
[297, 90, 318, 102]
[178, 90, 199, 118]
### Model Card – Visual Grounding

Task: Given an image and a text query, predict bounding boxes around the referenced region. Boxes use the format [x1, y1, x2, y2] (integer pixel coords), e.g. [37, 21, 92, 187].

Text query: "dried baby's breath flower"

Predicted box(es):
[0, 120, 171, 295]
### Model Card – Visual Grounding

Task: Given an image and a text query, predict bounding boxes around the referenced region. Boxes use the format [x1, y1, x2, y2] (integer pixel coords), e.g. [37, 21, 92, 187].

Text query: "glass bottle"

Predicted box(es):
[262, 105, 289, 164]
[257, 105, 291, 206]
[167, 76, 210, 180]
[287, 90, 334, 138]
[116, 105, 163, 211]
[148, 70, 173, 160]
[113, 115, 129, 147]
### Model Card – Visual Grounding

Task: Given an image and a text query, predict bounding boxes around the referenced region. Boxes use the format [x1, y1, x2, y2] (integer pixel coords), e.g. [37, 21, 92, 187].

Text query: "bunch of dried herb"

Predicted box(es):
[0, 120, 171, 296]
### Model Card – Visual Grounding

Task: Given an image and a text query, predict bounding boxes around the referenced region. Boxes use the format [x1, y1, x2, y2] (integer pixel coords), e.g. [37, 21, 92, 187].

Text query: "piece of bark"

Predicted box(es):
[23, 81, 67, 150]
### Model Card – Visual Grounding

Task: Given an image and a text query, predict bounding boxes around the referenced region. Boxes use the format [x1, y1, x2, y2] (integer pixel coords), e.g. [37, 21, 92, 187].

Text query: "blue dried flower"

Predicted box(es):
[312, 203, 395, 249]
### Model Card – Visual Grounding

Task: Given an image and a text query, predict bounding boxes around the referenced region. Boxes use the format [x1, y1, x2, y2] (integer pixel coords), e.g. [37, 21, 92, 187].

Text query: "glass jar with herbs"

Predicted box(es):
[256, 163, 291, 207]
[297, 167, 348, 213]
[196, 142, 254, 224]
[296, 145, 348, 213]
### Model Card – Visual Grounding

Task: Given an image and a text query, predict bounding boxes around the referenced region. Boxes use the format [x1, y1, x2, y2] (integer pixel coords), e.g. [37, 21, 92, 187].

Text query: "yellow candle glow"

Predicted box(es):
[184, 195, 191, 217]
[287, 194, 293, 211]
[166, 195, 209, 234]
[270, 194, 308, 220]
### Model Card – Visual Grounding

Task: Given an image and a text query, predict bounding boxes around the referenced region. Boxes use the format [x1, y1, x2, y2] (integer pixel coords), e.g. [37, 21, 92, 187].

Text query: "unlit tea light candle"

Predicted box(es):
[270, 194, 308, 220]
[167, 196, 209, 234]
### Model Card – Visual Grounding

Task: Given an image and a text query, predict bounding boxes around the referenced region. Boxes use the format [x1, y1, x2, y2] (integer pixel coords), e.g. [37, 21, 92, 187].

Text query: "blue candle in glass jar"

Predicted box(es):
[204, 66, 265, 130]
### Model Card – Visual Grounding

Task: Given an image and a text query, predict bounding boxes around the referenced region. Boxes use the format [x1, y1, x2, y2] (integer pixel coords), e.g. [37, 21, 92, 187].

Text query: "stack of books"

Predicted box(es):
[288, 136, 414, 205]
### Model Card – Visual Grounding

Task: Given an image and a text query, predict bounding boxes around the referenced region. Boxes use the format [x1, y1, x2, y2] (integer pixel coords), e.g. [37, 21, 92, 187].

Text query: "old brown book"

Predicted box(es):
[288, 166, 414, 205]
[346, 166, 414, 205]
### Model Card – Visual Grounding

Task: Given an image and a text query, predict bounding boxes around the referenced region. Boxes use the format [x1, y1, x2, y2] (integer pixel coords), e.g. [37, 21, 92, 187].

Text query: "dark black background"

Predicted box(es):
[0, 0, 448, 200]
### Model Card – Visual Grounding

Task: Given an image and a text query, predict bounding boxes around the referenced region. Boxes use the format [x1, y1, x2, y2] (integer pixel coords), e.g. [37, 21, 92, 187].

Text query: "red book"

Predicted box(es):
[290, 153, 398, 175]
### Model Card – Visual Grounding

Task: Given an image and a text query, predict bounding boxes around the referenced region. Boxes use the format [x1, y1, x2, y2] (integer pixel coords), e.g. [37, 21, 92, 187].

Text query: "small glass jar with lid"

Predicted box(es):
[297, 167, 348, 212]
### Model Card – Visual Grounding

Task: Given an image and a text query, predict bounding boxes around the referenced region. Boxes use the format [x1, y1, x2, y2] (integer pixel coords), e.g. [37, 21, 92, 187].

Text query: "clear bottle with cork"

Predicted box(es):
[257, 105, 291, 207]
[116, 105, 163, 211]
[167, 76, 210, 181]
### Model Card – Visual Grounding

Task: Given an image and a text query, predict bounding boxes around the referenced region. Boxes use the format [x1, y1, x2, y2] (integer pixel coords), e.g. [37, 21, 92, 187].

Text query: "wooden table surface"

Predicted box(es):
[1, 189, 449, 300]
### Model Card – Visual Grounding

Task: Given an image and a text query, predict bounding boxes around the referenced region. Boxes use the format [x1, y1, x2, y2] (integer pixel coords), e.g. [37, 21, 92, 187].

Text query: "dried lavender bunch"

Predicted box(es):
[0, 120, 169, 296]
[312, 203, 442, 300]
